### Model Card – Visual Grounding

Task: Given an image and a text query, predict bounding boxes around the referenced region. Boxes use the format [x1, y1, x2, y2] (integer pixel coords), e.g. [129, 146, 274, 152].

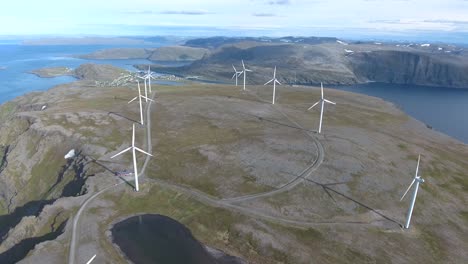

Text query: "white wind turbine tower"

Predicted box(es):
[232, 65, 242, 86]
[308, 82, 336, 134]
[86, 254, 96, 264]
[129, 81, 153, 125]
[143, 65, 156, 93]
[400, 154, 425, 229]
[264, 66, 281, 104]
[111, 124, 152, 192]
[240, 60, 252, 91]
[138, 66, 157, 95]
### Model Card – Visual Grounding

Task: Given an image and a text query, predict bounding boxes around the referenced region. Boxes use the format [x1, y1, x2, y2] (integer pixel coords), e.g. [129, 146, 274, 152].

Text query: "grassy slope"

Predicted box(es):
[3, 82, 467, 263]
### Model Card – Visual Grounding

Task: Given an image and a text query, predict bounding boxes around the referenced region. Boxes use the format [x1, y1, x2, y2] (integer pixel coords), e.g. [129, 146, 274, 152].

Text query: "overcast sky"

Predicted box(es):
[1, 0, 468, 38]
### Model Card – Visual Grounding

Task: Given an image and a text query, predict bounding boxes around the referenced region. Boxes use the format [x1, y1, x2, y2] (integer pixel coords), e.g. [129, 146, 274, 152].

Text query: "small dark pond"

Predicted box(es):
[112, 214, 245, 264]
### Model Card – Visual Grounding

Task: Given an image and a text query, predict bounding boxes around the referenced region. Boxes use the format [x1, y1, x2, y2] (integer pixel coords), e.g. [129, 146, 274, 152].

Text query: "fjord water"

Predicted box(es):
[332, 83, 468, 144]
[112, 214, 243, 264]
[0, 44, 158, 103]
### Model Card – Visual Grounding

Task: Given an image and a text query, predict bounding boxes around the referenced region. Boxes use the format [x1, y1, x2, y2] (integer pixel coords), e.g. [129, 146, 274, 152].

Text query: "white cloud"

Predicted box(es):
[1, 0, 468, 35]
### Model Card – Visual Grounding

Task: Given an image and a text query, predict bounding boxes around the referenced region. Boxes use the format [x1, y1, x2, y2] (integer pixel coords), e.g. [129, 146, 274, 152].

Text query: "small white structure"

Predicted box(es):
[41, 105, 47, 111]
[421, 44, 431, 47]
[336, 40, 348, 45]
[231, 65, 242, 86]
[64, 149, 75, 159]
[400, 155, 425, 229]
[264, 66, 281, 104]
[111, 124, 152, 192]
[308, 83, 336, 134]
[129, 81, 154, 125]
[344, 49, 354, 53]
[86, 254, 96, 264]
[239, 60, 252, 91]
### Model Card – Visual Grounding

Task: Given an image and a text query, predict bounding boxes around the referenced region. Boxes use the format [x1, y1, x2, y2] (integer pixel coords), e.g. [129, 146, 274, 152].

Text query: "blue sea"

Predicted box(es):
[0, 43, 176, 103]
[332, 83, 468, 144]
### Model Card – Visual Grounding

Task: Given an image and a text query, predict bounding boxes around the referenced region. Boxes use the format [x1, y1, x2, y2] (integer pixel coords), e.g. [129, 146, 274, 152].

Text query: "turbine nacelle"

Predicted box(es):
[110, 124, 152, 192]
[232, 64, 243, 86]
[128, 81, 154, 125]
[307, 83, 336, 134]
[240, 60, 252, 91]
[400, 154, 425, 229]
[264, 66, 282, 104]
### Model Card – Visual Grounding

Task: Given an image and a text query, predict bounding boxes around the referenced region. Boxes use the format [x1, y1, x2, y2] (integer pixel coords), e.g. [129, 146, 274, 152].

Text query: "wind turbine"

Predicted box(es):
[400, 154, 425, 229]
[307, 83, 336, 134]
[137, 74, 149, 102]
[239, 60, 252, 91]
[138, 66, 157, 95]
[264, 66, 281, 104]
[232, 65, 242, 86]
[86, 254, 96, 264]
[111, 124, 152, 192]
[129, 81, 153, 125]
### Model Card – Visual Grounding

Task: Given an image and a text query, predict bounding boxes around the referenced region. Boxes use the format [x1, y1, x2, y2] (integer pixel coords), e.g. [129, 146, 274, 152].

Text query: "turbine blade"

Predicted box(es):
[242, 60, 245, 69]
[110, 147, 132, 159]
[128, 97, 138, 104]
[308, 101, 320, 110]
[142, 96, 154, 102]
[400, 179, 416, 201]
[245, 69, 252, 72]
[321, 82, 324, 99]
[264, 79, 274, 85]
[232, 73, 237, 79]
[324, 99, 336, 105]
[275, 79, 281, 85]
[232, 65, 237, 72]
[135, 147, 153, 156]
[86, 254, 97, 264]
[137, 76, 145, 79]
[415, 155, 421, 178]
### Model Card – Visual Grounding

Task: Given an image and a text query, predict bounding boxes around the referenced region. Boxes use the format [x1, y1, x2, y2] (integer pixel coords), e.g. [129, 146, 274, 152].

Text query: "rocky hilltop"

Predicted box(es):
[349, 50, 468, 88]
[145, 38, 468, 89]
[78, 46, 209, 62]
[0, 63, 467, 263]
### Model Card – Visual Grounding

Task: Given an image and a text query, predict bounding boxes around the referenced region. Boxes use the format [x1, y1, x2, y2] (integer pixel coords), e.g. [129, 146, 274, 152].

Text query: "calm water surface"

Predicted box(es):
[0, 44, 168, 103]
[331, 83, 468, 144]
[112, 214, 244, 264]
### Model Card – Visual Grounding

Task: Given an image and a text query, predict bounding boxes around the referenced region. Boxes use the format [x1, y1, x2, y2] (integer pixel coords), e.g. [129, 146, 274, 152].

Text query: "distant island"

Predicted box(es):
[30, 67, 74, 78]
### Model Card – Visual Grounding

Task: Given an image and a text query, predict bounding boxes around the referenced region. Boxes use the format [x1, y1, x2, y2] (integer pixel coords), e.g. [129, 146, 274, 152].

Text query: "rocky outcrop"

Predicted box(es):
[348, 50, 468, 88]
[149, 44, 359, 85]
[78, 48, 152, 60]
[73, 64, 128, 82]
[77, 46, 209, 62]
[149, 41, 468, 89]
[148, 46, 208, 61]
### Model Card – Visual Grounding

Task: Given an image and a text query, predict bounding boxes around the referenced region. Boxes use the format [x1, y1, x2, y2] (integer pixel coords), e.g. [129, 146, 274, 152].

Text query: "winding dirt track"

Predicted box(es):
[68, 86, 382, 264]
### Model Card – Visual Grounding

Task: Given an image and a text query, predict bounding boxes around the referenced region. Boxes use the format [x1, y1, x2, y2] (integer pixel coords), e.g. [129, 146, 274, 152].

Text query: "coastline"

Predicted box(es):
[29, 66, 76, 78]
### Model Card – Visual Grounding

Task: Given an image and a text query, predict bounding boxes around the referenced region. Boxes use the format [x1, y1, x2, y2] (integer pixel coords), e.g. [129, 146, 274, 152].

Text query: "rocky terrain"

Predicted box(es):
[30, 67, 74, 78]
[0, 63, 467, 263]
[145, 37, 468, 89]
[78, 46, 209, 62]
